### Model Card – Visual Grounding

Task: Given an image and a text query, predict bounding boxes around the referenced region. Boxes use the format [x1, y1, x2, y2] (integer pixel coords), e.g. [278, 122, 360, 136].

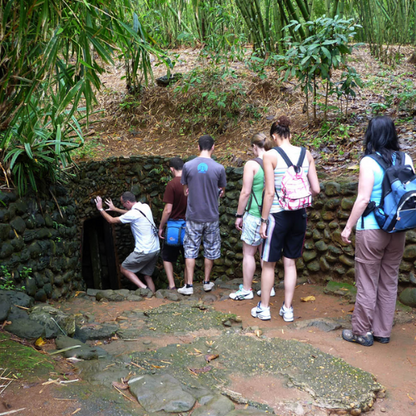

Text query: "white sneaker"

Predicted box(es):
[178, 285, 194, 295]
[279, 303, 294, 322]
[251, 302, 271, 320]
[203, 281, 215, 292]
[257, 287, 276, 297]
[229, 284, 254, 300]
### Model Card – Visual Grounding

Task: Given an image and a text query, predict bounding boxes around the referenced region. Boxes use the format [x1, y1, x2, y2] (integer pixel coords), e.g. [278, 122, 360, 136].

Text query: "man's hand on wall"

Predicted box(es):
[105, 198, 116, 211]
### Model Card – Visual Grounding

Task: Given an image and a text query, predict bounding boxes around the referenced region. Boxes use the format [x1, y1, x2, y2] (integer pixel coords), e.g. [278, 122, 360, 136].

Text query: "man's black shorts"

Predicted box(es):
[161, 242, 184, 263]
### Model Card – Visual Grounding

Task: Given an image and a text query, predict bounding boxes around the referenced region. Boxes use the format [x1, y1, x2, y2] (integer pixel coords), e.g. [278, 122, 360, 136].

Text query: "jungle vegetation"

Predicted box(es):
[0, 0, 415, 194]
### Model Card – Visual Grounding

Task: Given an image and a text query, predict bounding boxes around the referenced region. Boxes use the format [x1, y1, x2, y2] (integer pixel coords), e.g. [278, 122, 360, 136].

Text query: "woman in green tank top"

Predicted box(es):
[229, 133, 274, 301]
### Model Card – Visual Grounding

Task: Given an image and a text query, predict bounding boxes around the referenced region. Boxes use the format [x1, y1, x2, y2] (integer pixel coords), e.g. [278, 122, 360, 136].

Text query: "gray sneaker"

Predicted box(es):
[257, 287, 276, 297]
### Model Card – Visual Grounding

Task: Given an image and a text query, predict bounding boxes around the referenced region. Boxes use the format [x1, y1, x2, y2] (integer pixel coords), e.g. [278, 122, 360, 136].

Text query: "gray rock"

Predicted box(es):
[399, 288, 416, 307]
[5, 318, 45, 339]
[292, 318, 342, 332]
[7, 305, 29, 320]
[86, 288, 100, 297]
[192, 395, 235, 416]
[55, 335, 109, 360]
[0, 298, 11, 321]
[96, 290, 126, 302]
[29, 305, 76, 338]
[10, 216, 26, 234]
[125, 294, 145, 302]
[135, 288, 154, 298]
[128, 374, 196, 412]
[74, 323, 118, 341]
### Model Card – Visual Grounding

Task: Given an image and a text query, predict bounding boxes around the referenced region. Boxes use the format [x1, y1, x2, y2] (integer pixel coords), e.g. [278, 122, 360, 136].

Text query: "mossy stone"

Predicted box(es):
[320, 257, 330, 271]
[403, 245, 416, 260]
[399, 288, 416, 307]
[303, 250, 317, 263]
[341, 197, 355, 210]
[0, 224, 11, 240]
[10, 216, 26, 234]
[307, 260, 320, 272]
[315, 240, 328, 252]
[325, 198, 341, 210]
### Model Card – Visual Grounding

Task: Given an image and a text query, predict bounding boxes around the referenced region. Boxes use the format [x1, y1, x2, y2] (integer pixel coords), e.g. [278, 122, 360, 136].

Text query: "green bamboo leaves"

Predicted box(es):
[0, 0, 162, 194]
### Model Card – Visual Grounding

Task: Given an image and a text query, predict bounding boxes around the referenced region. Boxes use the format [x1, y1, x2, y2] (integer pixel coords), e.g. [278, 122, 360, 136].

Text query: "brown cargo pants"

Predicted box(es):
[352, 229, 405, 338]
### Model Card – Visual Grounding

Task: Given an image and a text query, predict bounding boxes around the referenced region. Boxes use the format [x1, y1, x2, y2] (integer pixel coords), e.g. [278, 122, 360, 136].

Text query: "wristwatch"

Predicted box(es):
[235, 213, 243, 218]
[260, 217, 269, 225]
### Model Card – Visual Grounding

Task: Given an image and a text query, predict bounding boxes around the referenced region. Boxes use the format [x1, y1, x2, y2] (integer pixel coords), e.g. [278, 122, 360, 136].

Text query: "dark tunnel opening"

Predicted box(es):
[81, 216, 120, 290]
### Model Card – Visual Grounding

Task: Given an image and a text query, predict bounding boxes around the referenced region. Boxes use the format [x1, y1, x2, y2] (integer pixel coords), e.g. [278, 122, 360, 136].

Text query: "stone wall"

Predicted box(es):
[0, 185, 82, 301]
[1, 155, 416, 301]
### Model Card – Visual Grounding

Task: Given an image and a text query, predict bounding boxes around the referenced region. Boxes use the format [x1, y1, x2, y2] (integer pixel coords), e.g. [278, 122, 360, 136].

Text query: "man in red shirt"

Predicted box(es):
[158, 158, 188, 289]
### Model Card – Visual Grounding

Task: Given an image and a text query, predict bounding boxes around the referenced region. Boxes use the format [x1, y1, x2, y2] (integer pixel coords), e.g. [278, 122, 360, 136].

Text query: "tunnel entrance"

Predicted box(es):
[81, 216, 120, 290]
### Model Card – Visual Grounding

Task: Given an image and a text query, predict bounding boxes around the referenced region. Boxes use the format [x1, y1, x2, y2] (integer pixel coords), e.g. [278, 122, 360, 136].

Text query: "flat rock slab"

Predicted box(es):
[192, 394, 234, 416]
[0, 290, 34, 308]
[5, 318, 45, 339]
[75, 323, 119, 341]
[128, 333, 381, 412]
[143, 302, 237, 333]
[291, 317, 345, 332]
[128, 374, 196, 412]
[0, 298, 11, 321]
[55, 335, 109, 360]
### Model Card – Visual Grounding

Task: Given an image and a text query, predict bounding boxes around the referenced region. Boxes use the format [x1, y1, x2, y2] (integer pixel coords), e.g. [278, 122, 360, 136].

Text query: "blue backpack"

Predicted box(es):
[362, 152, 416, 233]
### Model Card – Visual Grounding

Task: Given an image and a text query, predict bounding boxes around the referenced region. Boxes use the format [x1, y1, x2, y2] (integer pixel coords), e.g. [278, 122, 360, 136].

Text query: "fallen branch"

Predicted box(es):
[113, 385, 136, 403]
[130, 361, 145, 370]
[13, 305, 29, 311]
[49, 345, 81, 355]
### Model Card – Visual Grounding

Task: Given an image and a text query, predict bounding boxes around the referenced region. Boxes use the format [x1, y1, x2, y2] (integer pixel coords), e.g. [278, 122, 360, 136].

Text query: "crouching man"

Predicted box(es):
[95, 192, 160, 292]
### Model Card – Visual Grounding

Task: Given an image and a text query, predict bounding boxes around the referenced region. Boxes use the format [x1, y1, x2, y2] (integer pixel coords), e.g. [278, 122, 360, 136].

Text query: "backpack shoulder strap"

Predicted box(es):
[274, 147, 293, 167]
[366, 153, 388, 171]
[252, 157, 264, 170]
[394, 151, 406, 166]
[296, 147, 306, 167]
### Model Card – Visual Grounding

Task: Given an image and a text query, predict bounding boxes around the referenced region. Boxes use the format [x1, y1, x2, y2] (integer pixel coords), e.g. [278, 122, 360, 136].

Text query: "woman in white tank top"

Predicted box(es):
[251, 116, 320, 322]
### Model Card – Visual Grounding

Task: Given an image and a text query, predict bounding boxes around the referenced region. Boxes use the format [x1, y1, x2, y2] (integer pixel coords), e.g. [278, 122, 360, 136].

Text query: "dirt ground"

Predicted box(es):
[76, 45, 416, 179]
[2, 284, 415, 416]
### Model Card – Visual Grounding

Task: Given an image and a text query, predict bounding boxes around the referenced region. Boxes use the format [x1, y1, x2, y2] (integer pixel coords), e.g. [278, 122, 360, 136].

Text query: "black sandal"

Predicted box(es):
[342, 329, 373, 347]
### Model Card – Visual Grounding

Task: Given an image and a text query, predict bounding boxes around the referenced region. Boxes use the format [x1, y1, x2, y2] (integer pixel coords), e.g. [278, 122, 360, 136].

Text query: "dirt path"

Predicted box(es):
[3, 284, 414, 416]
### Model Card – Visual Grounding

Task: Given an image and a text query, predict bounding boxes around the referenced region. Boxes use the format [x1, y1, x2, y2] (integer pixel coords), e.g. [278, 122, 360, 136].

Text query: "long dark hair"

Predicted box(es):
[364, 116, 400, 165]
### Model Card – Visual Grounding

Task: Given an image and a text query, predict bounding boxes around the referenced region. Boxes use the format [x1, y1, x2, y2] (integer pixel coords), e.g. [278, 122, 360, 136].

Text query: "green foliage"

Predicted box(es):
[0, 0, 168, 195]
[173, 66, 254, 133]
[71, 138, 104, 161]
[20, 267, 33, 280]
[277, 15, 362, 120]
[0, 266, 26, 291]
[0, 266, 14, 290]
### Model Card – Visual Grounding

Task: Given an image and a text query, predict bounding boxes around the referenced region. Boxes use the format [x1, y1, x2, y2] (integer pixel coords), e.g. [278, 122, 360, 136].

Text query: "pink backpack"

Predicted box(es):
[275, 147, 312, 210]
